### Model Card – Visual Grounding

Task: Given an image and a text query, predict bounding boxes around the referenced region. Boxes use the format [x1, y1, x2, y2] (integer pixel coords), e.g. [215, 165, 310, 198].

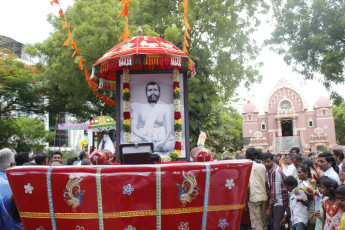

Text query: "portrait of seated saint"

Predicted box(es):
[131, 81, 175, 154]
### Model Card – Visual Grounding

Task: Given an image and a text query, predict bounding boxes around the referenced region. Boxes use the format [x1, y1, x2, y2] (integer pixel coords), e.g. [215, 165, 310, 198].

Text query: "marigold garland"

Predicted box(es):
[123, 69, 131, 143]
[173, 69, 182, 156]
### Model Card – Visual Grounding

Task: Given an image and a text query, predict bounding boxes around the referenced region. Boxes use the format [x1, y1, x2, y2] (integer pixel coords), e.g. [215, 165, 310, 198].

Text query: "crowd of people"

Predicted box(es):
[2, 146, 345, 229]
[245, 147, 345, 230]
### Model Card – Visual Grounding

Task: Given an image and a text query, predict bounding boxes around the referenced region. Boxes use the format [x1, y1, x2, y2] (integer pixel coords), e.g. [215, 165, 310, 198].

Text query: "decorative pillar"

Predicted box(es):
[277, 120, 282, 137]
[293, 119, 297, 136]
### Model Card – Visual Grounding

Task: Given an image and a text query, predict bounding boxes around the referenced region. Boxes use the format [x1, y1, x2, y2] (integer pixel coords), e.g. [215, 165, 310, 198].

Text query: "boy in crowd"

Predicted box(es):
[283, 154, 298, 180]
[336, 185, 345, 230]
[282, 176, 308, 230]
[290, 147, 301, 155]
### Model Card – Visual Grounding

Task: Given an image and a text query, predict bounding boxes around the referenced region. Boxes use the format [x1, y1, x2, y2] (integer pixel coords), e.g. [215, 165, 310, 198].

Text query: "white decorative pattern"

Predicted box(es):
[225, 179, 235, 190]
[24, 183, 34, 194]
[218, 219, 228, 229]
[178, 222, 190, 230]
[123, 184, 134, 195]
[124, 225, 136, 230]
[171, 56, 181, 66]
[36, 227, 44, 230]
[76, 226, 84, 230]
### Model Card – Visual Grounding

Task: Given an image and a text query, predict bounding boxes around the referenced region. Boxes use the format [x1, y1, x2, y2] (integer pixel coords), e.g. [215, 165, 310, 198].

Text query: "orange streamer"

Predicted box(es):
[62, 21, 70, 30]
[117, 0, 131, 40]
[182, 0, 191, 53]
[79, 57, 84, 70]
[59, 8, 65, 19]
[62, 29, 71, 46]
[51, 0, 115, 106]
[50, 0, 60, 6]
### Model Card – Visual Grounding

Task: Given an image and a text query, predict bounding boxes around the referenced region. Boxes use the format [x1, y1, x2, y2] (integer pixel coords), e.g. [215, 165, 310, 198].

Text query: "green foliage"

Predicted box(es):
[174, 123, 182, 132]
[123, 125, 130, 132]
[0, 117, 53, 152]
[28, 0, 267, 151]
[169, 152, 179, 161]
[0, 48, 46, 120]
[0, 119, 20, 149]
[122, 93, 130, 101]
[267, 0, 345, 98]
[333, 103, 345, 145]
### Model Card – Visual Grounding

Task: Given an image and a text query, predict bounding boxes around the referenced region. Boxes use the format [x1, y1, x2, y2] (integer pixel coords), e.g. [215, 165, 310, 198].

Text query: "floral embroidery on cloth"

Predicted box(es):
[24, 183, 34, 194]
[124, 225, 136, 230]
[178, 222, 189, 230]
[323, 198, 342, 230]
[123, 184, 134, 195]
[225, 179, 235, 190]
[218, 219, 228, 229]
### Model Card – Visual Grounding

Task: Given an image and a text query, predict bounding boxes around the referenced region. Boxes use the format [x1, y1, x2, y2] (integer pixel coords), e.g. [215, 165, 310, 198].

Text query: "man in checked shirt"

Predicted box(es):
[262, 152, 289, 230]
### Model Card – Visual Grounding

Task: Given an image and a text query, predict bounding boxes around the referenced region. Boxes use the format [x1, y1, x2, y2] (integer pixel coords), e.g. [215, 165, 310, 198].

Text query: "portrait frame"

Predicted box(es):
[115, 70, 190, 162]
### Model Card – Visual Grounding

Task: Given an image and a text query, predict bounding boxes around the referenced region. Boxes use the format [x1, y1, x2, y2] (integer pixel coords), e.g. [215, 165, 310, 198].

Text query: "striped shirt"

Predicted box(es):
[267, 163, 289, 207]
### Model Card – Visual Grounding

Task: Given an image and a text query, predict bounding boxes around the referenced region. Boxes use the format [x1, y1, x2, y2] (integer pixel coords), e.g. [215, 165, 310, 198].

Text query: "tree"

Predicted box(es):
[12, 117, 54, 153]
[267, 0, 345, 97]
[0, 117, 53, 152]
[0, 48, 46, 120]
[0, 48, 48, 149]
[28, 0, 267, 150]
[333, 102, 345, 145]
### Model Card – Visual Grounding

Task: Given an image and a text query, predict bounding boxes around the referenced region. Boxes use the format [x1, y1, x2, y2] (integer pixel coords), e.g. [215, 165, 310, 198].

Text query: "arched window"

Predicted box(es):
[308, 118, 313, 127]
[261, 122, 266, 130]
[280, 100, 292, 110]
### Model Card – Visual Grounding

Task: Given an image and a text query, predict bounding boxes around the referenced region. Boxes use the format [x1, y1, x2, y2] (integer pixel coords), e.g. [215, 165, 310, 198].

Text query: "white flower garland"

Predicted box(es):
[173, 69, 182, 156]
[123, 69, 131, 143]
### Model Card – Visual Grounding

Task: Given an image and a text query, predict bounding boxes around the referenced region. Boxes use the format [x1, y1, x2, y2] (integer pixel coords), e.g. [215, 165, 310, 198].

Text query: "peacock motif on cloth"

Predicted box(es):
[177, 171, 199, 207]
[63, 177, 85, 212]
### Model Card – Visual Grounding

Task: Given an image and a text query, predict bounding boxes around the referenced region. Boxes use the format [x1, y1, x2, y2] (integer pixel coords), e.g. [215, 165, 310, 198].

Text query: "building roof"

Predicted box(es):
[314, 96, 332, 108]
[0, 35, 24, 58]
[242, 102, 258, 114]
[264, 78, 308, 112]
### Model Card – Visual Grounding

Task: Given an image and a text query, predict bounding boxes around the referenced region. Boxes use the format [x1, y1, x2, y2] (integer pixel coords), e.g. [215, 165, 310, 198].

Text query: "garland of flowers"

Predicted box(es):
[50, 0, 115, 106]
[122, 69, 131, 143]
[173, 69, 182, 156]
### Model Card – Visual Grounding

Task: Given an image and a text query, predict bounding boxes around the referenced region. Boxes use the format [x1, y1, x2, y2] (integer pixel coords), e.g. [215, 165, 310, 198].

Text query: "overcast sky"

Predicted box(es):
[1, 0, 343, 114]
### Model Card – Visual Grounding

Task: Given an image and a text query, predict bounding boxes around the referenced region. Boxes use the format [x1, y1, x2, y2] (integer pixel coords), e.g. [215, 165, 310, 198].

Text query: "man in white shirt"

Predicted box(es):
[282, 154, 298, 181]
[319, 152, 340, 184]
[246, 148, 268, 230]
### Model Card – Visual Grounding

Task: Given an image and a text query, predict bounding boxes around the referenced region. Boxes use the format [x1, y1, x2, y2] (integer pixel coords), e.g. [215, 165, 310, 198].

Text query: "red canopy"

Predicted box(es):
[91, 36, 195, 81]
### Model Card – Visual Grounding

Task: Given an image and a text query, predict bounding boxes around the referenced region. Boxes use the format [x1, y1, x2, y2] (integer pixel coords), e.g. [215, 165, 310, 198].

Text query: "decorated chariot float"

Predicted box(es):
[6, 1, 253, 229]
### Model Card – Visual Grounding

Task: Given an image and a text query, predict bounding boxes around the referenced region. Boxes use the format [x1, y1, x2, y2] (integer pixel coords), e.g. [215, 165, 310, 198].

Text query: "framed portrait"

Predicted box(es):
[117, 71, 188, 159]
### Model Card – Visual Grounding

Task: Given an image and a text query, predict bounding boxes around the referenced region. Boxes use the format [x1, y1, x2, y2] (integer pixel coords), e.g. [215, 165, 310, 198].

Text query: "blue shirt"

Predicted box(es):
[322, 167, 340, 184]
[0, 195, 23, 230]
[0, 172, 12, 200]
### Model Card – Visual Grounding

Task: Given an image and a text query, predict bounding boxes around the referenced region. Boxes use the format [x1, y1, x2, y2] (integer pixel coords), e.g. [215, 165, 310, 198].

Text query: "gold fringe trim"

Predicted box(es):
[20, 204, 244, 219]
[104, 210, 156, 218]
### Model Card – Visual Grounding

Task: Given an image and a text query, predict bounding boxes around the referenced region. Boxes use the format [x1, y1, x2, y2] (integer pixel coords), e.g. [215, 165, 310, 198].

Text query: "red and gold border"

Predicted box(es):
[20, 204, 244, 219]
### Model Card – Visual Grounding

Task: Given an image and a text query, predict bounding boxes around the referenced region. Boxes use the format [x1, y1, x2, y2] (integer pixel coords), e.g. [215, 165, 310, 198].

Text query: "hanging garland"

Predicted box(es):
[182, 0, 191, 53]
[50, 0, 115, 106]
[122, 69, 131, 143]
[173, 69, 182, 156]
[117, 0, 131, 40]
